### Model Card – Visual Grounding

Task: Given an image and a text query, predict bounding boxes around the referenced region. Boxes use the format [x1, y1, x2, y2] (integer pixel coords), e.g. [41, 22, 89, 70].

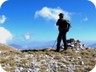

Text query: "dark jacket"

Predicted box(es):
[56, 19, 70, 32]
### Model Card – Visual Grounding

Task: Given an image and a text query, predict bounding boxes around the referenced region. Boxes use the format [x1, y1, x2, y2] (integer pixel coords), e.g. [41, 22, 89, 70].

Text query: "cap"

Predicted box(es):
[59, 13, 64, 16]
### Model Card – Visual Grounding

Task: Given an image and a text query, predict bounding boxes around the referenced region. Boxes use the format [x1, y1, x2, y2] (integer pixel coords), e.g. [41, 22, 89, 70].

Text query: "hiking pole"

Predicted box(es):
[52, 39, 57, 48]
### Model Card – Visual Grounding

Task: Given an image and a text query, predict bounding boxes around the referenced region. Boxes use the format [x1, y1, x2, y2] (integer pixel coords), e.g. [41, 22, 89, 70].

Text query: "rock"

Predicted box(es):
[14, 68, 21, 72]
[79, 61, 84, 65]
[77, 56, 81, 59]
[19, 67, 23, 71]
[93, 54, 96, 57]
[67, 67, 74, 72]
[0, 51, 1, 54]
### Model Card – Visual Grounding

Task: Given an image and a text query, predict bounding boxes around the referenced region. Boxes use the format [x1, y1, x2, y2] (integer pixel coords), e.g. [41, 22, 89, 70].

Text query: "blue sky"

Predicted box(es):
[0, 0, 96, 47]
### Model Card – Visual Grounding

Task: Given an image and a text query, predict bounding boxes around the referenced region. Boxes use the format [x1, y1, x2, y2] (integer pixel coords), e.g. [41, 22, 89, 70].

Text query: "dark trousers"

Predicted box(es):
[56, 30, 67, 51]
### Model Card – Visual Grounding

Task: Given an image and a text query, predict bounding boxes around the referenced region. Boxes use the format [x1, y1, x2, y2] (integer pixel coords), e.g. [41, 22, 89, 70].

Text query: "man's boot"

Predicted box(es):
[56, 45, 60, 52]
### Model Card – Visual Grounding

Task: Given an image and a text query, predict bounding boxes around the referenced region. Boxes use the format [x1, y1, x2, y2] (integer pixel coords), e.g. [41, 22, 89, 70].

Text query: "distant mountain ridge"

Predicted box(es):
[89, 43, 96, 48]
[8, 41, 55, 50]
[7, 38, 96, 50]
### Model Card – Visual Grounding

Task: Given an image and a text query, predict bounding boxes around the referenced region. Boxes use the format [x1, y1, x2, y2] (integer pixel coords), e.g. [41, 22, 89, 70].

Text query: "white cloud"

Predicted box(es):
[35, 7, 71, 21]
[82, 17, 88, 22]
[24, 33, 31, 40]
[83, 17, 88, 21]
[0, 0, 7, 8]
[0, 27, 13, 44]
[0, 15, 6, 24]
[89, 0, 96, 7]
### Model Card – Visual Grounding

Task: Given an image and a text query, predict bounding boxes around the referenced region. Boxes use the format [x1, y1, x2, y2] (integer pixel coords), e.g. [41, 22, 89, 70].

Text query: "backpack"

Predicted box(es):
[64, 20, 71, 31]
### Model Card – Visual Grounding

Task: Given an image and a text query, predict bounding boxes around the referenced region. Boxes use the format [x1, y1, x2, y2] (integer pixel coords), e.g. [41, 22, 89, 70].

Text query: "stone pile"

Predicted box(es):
[61, 38, 86, 52]
[67, 38, 85, 49]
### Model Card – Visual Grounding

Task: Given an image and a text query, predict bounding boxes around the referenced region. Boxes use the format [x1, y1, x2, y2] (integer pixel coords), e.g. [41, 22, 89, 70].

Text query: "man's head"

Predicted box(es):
[59, 13, 64, 19]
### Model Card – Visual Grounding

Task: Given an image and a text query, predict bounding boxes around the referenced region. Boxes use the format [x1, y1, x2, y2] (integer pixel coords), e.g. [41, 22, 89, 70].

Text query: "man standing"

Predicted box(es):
[56, 13, 71, 52]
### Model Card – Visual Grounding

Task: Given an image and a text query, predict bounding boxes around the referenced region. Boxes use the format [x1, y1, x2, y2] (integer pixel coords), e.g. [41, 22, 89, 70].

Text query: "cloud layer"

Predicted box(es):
[35, 7, 71, 21]
[0, 15, 6, 24]
[0, 27, 13, 44]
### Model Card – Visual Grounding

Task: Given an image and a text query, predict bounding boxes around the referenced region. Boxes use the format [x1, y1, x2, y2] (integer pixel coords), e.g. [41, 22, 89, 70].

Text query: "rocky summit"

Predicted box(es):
[0, 39, 96, 72]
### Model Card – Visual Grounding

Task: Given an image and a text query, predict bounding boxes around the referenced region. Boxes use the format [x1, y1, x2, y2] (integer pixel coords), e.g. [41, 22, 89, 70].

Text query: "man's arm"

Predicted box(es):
[56, 19, 59, 26]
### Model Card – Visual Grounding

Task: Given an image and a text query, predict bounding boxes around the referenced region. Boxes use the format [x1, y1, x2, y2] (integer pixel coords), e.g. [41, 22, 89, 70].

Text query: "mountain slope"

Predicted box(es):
[0, 43, 18, 52]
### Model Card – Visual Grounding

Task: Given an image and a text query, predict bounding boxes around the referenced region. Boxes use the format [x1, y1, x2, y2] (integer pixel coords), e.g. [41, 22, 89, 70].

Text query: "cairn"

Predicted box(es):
[62, 38, 85, 51]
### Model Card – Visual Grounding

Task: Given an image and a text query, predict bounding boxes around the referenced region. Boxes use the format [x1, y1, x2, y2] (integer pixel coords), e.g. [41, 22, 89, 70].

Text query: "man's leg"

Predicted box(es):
[62, 31, 67, 50]
[56, 32, 62, 52]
